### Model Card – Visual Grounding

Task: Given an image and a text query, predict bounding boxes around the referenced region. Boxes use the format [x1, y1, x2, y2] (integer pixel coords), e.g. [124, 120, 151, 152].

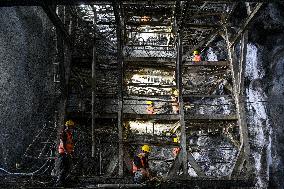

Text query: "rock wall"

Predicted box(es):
[246, 3, 284, 188]
[0, 7, 54, 171]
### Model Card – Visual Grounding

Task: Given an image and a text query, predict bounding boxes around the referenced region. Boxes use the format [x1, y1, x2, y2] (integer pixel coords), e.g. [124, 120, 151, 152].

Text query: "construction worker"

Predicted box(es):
[171, 89, 179, 114]
[146, 101, 156, 114]
[193, 50, 201, 62]
[55, 120, 75, 187]
[133, 145, 151, 184]
[172, 135, 181, 157]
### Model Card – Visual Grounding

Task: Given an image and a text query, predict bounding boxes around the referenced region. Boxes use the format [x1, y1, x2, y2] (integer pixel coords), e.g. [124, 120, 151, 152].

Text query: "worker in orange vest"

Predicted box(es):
[172, 135, 181, 157]
[193, 50, 201, 62]
[55, 120, 75, 187]
[146, 101, 156, 114]
[133, 145, 151, 184]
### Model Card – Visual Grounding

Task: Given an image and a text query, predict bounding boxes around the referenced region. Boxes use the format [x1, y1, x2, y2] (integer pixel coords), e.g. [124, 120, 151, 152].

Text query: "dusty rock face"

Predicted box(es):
[0, 7, 54, 171]
[246, 3, 284, 188]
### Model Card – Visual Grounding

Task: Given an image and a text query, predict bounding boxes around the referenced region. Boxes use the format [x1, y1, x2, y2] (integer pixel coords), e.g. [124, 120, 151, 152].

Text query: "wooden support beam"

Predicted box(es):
[106, 155, 118, 176]
[231, 31, 251, 176]
[184, 23, 221, 30]
[224, 21, 251, 177]
[41, 4, 72, 46]
[183, 61, 229, 66]
[183, 29, 220, 59]
[176, 12, 188, 175]
[167, 151, 182, 178]
[188, 153, 206, 176]
[113, 1, 124, 177]
[229, 3, 263, 48]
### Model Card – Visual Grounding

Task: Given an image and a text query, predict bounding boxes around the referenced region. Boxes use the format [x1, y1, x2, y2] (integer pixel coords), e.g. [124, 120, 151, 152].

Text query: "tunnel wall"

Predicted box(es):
[245, 3, 284, 188]
[0, 7, 54, 171]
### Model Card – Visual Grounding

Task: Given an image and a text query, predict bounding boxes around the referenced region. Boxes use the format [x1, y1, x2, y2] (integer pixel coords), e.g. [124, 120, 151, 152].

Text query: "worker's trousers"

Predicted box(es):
[56, 153, 72, 186]
[133, 171, 146, 184]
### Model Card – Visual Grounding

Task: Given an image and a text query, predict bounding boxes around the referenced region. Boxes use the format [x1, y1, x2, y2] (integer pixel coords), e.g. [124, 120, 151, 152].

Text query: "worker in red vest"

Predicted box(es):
[133, 145, 151, 184]
[55, 120, 75, 187]
[193, 50, 201, 61]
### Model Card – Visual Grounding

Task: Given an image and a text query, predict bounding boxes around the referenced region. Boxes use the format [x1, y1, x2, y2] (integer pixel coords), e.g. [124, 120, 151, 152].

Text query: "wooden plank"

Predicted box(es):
[183, 61, 229, 66]
[183, 94, 231, 98]
[124, 113, 180, 121]
[127, 83, 175, 88]
[185, 114, 238, 121]
[125, 135, 179, 147]
[184, 23, 222, 30]
[124, 57, 176, 63]
[94, 113, 237, 121]
[229, 3, 263, 48]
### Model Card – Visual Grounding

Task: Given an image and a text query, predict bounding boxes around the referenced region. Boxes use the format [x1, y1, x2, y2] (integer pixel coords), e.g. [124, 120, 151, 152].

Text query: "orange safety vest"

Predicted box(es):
[133, 153, 146, 173]
[58, 130, 74, 154]
[172, 147, 181, 157]
[193, 55, 201, 61]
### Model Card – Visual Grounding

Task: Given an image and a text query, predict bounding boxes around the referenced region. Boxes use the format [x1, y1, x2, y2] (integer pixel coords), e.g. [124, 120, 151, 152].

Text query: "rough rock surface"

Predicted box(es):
[0, 7, 54, 171]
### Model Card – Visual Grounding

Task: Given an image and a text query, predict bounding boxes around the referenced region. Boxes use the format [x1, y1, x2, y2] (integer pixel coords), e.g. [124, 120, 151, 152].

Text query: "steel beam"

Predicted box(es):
[113, 1, 124, 177]
[229, 3, 263, 48]
[41, 4, 72, 46]
[0, 0, 269, 7]
[91, 6, 97, 158]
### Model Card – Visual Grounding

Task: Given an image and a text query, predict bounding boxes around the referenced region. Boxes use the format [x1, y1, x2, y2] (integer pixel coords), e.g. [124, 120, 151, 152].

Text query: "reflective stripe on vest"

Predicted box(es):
[58, 131, 74, 154]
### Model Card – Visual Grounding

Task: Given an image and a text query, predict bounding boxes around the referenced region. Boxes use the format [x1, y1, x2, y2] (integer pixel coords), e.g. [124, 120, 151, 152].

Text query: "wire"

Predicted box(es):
[0, 158, 51, 176]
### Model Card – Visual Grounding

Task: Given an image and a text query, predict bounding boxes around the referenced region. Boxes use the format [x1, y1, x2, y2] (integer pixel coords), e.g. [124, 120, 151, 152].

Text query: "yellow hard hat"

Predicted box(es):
[172, 89, 179, 96]
[65, 120, 75, 127]
[193, 50, 199, 55]
[173, 136, 180, 143]
[146, 101, 153, 105]
[141, 144, 151, 153]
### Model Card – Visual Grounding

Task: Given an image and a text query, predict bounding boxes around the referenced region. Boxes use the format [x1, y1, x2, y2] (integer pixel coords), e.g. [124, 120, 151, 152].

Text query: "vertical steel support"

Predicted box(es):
[91, 7, 97, 158]
[176, 29, 188, 175]
[113, 2, 124, 177]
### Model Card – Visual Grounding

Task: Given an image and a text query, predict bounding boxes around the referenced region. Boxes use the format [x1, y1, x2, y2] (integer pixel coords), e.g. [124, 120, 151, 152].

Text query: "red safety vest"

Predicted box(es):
[193, 55, 201, 61]
[58, 130, 74, 154]
[133, 153, 146, 173]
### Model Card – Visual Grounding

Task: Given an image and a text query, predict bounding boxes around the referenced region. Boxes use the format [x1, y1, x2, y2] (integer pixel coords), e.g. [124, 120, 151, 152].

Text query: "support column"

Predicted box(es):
[176, 30, 188, 175]
[91, 7, 97, 158]
[224, 24, 251, 176]
[113, 2, 124, 177]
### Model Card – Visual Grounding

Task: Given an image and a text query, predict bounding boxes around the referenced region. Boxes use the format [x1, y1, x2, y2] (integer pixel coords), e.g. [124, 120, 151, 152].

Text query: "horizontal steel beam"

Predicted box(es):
[0, 0, 268, 7]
